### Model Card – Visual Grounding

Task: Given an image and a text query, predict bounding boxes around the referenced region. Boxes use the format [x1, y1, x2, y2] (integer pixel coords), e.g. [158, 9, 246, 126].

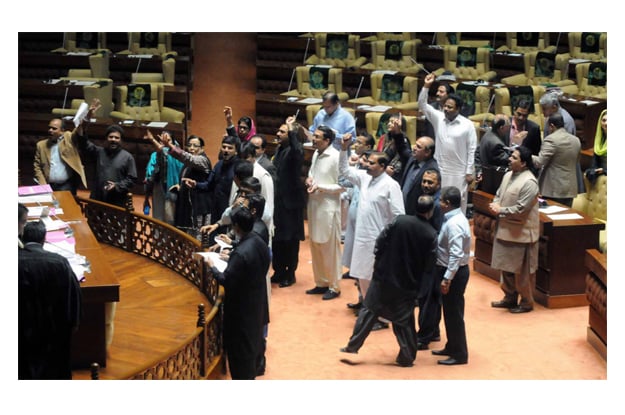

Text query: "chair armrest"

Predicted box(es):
[501, 73, 529, 86]
[109, 111, 132, 120]
[161, 107, 185, 123]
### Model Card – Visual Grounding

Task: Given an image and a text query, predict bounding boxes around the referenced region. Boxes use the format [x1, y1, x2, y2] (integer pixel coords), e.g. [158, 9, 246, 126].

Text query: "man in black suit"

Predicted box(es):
[475, 114, 512, 194]
[270, 116, 307, 288]
[204, 207, 270, 380]
[19, 220, 82, 379]
[392, 128, 439, 215]
[340, 196, 438, 367]
[509, 99, 541, 155]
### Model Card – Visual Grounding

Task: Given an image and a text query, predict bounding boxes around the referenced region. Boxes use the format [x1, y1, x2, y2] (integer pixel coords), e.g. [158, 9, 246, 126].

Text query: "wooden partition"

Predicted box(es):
[75, 195, 225, 379]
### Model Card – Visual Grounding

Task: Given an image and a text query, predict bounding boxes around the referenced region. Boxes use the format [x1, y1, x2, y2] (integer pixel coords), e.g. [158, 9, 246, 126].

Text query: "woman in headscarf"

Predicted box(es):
[224, 105, 257, 142]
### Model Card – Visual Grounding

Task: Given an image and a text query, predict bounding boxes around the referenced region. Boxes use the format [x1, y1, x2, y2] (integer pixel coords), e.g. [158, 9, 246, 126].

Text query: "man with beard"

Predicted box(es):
[208, 135, 240, 235]
[79, 100, 137, 207]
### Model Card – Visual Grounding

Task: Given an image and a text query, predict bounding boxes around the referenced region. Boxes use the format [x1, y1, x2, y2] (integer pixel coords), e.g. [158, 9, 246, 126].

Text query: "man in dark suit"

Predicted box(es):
[475, 114, 512, 194]
[510, 99, 542, 155]
[19, 220, 82, 379]
[270, 116, 307, 288]
[393, 130, 439, 215]
[250, 134, 277, 183]
[204, 207, 270, 380]
[340, 196, 438, 367]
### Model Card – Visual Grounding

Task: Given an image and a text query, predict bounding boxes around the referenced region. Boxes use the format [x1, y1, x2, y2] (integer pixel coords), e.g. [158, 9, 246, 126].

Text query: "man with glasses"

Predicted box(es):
[306, 91, 356, 150]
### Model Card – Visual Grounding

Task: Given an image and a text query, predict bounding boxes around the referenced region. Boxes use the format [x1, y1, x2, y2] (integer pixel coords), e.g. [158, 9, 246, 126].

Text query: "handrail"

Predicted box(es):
[76, 195, 225, 379]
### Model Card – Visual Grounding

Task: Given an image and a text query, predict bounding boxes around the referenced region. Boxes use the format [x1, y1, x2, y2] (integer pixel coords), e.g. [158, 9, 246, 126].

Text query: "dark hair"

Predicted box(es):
[231, 206, 255, 233]
[369, 151, 389, 168]
[234, 160, 254, 181]
[19, 203, 28, 222]
[245, 192, 266, 219]
[416, 194, 435, 215]
[187, 134, 205, 147]
[548, 113, 565, 129]
[22, 220, 47, 244]
[446, 93, 464, 111]
[492, 117, 508, 132]
[440, 186, 461, 209]
[516, 145, 539, 177]
[240, 176, 261, 193]
[317, 125, 335, 141]
[322, 91, 339, 104]
[105, 124, 124, 138]
[515, 99, 532, 111]
[358, 131, 376, 148]
[422, 168, 441, 183]
[239, 141, 257, 160]
[222, 135, 240, 153]
[238, 116, 253, 128]
[440, 83, 455, 95]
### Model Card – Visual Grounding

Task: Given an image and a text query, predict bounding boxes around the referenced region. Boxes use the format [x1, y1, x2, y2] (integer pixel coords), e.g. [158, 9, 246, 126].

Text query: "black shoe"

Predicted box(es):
[322, 290, 340, 300]
[306, 286, 329, 295]
[395, 358, 414, 367]
[342, 271, 355, 280]
[270, 274, 282, 284]
[371, 321, 389, 331]
[347, 302, 362, 310]
[431, 336, 441, 342]
[279, 279, 295, 288]
[491, 299, 517, 309]
[340, 346, 357, 354]
[509, 305, 533, 313]
[431, 349, 450, 356]
[256, 355, 266, 376]
[417, 342, 429, 350]
[437, 357, 467, 365]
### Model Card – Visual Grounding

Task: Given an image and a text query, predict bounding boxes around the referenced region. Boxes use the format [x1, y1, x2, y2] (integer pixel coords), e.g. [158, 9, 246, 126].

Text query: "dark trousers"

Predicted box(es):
[345, 279, 419, 365]
[543, 196, 573, 207]
[417, 269, 441, 344]
[271, 239, 300, 283]
[438, 264, 469, 362]
[49, 179, 77, 195]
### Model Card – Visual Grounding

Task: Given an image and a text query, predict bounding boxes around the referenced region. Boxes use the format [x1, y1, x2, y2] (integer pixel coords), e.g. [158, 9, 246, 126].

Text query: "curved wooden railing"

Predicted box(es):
[75, 195, 225, 379]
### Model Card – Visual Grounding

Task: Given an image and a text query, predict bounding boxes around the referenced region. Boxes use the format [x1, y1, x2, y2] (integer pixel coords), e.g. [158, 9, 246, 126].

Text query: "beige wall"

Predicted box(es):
[190, 33, 257, 162]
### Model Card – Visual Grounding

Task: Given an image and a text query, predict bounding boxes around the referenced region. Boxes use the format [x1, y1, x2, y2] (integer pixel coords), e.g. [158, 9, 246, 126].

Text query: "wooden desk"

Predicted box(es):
[558, 94, 607, 151]
[18, 112, 185, 195]
[23, 191, 120, 368]
[471, 190, 605, 308]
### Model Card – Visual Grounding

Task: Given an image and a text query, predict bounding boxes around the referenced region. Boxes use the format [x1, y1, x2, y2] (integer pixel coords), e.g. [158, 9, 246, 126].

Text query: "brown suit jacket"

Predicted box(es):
[493, 169, 540, 244]
[33, 129, 87, 189]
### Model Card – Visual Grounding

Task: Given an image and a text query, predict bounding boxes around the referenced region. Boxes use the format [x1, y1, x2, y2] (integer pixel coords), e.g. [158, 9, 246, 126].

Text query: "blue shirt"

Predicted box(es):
[436, 207, 471, 281]
[309, 105, 356, 151]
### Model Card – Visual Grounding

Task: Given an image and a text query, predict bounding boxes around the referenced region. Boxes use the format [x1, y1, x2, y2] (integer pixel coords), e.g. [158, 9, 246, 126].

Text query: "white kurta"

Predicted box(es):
[339, 151, 405, 280]
[419, 87, 477, 213]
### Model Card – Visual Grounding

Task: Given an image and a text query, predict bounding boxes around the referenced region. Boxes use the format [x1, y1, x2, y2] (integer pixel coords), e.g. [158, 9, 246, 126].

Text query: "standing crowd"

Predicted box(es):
[20, 79, 605, 378]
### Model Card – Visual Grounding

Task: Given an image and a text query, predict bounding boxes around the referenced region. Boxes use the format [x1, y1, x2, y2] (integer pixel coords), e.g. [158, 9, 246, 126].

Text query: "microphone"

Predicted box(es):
[354, 76, 364, 100]
[135, 57, 142, 74]
[410, 57, 430, 74]
[555, 32, 561, 52]
[303, 36, 311, 64]
[62, 85, 69, 115]
[287, 67, 296, 92]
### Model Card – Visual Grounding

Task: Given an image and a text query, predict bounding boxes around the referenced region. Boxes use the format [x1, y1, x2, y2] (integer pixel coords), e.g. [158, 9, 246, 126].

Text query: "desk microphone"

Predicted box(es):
[352, 76, 364, 110]
[135, 57, 142, 74]
[62, 85, 69, 115]
[303, 36, 311, 64]
[287, 67, 296, 93]
[555, 32, 561, 52]
[431, 32, 437, 46]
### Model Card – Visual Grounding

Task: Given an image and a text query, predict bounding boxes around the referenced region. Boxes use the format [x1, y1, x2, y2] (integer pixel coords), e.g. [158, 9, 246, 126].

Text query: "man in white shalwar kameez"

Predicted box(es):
[418, 73, 477, 214]
[338, 133, 405, 301]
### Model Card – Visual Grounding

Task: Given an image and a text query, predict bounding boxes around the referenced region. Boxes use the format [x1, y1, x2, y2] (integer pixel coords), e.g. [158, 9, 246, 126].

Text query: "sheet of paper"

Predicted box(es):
[41, 216, 68, 231]
[147, 121, 168, 128]
[18, 194, 54, 204]
[364, 105, 393, 112]
[215, 237, 232, 250]
[297, 97, 323, 104]
[547, 213, 584, 221]
[195, 251, 228, 273]
[18, 184, 53, 196]
[539, 205, 568, 214]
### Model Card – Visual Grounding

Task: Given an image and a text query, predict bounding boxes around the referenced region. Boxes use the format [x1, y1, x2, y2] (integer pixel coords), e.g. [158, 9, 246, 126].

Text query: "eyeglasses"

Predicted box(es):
[187, 143, 201, 148]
